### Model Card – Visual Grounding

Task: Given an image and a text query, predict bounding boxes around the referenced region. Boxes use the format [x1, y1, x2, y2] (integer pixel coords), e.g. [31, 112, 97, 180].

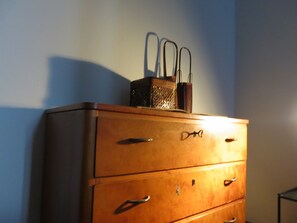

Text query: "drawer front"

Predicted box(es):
[92, 162, 246, 223]
[96, 111, 247, 177]
[173, 199, 246, 223]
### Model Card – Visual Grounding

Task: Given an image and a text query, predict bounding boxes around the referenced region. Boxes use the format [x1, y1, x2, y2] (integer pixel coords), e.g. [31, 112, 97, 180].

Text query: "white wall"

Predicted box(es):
[0, 1, 235, 222]
[236, 0, 297, 222]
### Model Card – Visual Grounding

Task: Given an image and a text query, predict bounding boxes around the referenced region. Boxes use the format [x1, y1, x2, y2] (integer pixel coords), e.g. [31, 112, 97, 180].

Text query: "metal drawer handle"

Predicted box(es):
[128, 138, 153, 143]
[118, 138, 153, 144]
[188, 130, 203, 137]
[225, 138, 237, 142]
[224, 177, 237, 186]
[126, 196, 151, 204]
[115, 196, 151, 214]
[224, 217, 237, 223]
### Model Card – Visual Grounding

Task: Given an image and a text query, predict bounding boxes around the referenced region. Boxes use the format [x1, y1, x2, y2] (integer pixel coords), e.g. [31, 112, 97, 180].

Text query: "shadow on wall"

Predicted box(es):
[0, 108, 44, 223]
[0, 58, 132, 223]
[44, 56, 131, 107]
[27, 113, 45, 223]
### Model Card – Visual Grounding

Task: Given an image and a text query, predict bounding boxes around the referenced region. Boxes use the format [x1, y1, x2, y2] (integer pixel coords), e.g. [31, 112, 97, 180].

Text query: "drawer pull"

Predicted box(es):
[224, 217, 237, 223]
[128, 138, 153, 143]
[224, 177, 237, 186]
[118, 138, 153, 144]
[225, 138, 237, 142]
[126, 195, 151, 204]
[188, 130, 203, 137]
[115, 196, 151, 214]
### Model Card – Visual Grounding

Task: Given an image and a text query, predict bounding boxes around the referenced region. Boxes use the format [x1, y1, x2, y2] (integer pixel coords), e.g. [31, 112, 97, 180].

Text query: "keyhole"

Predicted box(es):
[176, 185, 181, 196]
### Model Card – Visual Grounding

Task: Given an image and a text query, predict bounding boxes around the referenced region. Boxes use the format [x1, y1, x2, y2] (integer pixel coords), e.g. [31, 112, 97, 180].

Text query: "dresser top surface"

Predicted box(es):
[46, 102, 249, 124]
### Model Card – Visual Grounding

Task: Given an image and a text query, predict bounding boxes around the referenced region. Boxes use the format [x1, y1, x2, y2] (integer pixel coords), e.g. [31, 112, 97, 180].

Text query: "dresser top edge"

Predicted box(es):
[45, 102, 249, 124]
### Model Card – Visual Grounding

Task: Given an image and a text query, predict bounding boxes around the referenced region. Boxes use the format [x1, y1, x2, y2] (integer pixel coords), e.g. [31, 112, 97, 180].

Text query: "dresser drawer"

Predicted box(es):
[96, 111, 247, 177]
[92, 162, 246, 223]
[173, 199, 246, 223]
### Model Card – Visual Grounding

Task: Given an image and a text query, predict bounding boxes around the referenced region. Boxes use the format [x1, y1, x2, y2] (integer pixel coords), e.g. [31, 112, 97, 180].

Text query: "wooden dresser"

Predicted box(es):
[42, 103, 248, 223]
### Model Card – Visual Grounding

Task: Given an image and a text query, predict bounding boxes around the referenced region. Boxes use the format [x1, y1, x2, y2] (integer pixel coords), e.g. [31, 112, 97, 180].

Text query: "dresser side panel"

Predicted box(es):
[42, 110, 97, 223]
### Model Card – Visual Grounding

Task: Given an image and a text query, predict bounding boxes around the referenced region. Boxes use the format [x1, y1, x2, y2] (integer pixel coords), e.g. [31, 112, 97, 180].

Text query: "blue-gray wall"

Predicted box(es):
[236, 0, 297, 222]
[0, 1, 236, 222]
